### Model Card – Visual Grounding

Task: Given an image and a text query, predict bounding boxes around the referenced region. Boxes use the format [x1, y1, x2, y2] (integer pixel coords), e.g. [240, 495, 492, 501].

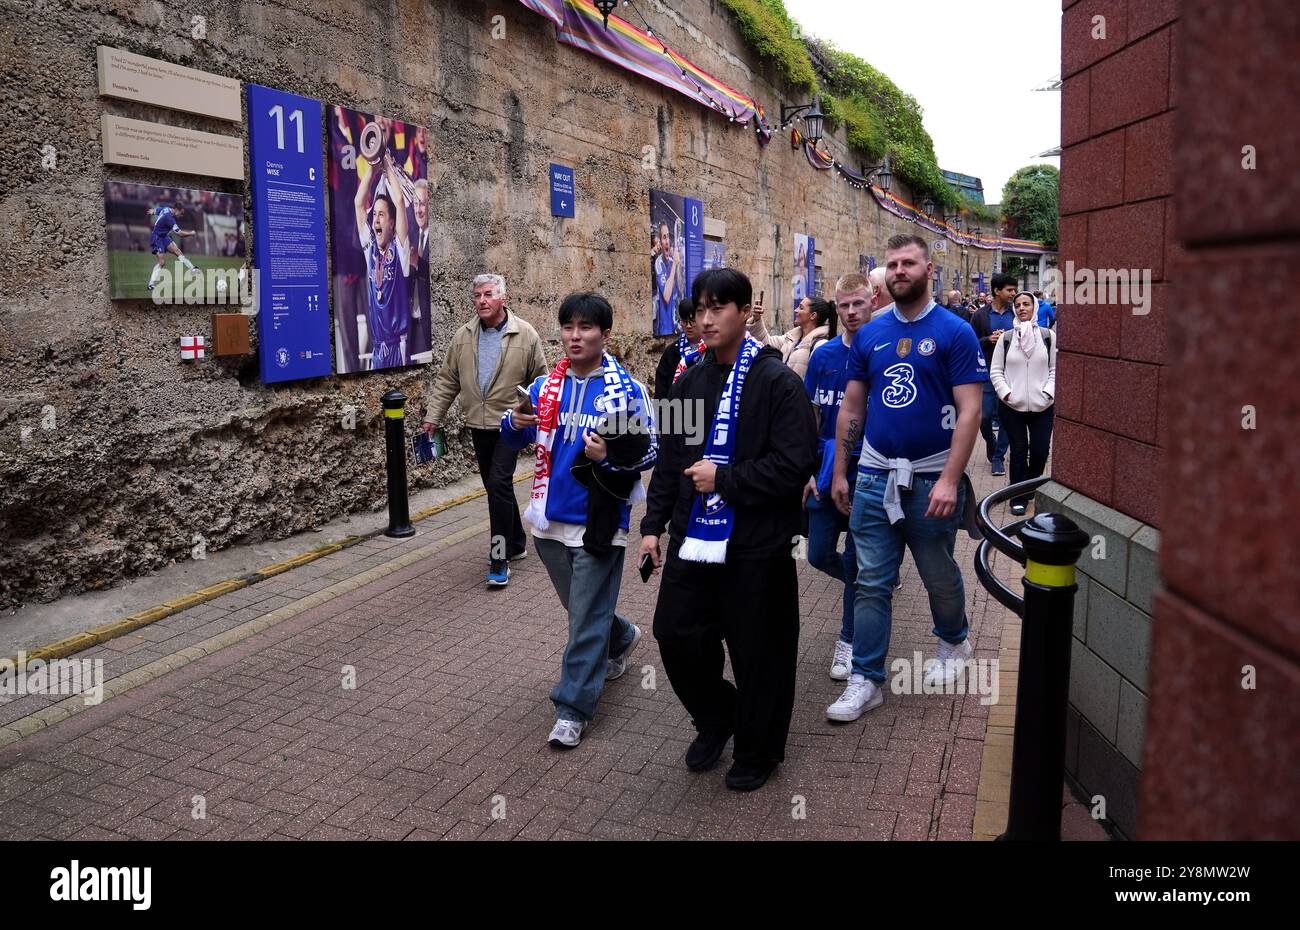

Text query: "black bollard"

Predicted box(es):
[381, 389, 416, 539]
[1000, 513, 1090, 841]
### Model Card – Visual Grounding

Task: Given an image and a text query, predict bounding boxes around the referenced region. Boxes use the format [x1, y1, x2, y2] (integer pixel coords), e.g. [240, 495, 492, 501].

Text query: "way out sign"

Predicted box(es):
[550, 163, 575, 217]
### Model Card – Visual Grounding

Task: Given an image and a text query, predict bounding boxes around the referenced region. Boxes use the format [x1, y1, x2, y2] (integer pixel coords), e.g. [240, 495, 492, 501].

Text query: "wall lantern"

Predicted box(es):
[594, 0, 617, 28]
[781, 96, 825, 146]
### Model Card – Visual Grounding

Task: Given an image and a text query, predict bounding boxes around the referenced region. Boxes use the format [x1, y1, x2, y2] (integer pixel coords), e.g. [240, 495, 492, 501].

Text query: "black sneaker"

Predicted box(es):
[724, 760, 777, 792]
[685, 728, 732, 772]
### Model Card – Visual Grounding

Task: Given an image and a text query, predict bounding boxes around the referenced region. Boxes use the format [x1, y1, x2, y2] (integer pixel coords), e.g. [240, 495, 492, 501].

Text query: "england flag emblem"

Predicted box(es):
[180, 336, 205, 360]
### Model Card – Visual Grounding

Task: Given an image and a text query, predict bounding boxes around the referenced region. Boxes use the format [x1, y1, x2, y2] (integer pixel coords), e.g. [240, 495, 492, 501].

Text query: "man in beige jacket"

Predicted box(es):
[423, 274, 549, 586]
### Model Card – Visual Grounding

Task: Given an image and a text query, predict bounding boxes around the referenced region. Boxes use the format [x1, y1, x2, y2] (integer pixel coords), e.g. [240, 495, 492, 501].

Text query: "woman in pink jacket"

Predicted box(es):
[747, 294, 834, 379]
[990, 291, 1057, 516]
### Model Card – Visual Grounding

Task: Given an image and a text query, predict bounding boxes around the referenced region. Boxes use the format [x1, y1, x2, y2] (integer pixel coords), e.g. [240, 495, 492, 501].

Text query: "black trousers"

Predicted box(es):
[652, 550, 800, 769]
[997, 403, 1055, 506]
[469, 427, 528, 560]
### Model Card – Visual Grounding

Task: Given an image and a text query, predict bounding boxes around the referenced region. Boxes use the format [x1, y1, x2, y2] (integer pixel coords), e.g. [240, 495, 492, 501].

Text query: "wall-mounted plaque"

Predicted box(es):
[101, 114, 244, 180]
[97, 46, 241, 121]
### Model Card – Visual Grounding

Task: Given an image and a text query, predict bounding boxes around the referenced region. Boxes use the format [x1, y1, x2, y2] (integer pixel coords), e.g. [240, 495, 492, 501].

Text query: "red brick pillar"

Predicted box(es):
[1138, 0, 1300, 839]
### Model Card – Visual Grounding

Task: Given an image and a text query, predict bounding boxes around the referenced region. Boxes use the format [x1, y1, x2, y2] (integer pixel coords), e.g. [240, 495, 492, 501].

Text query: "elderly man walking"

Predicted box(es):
[423, 274, 549, 587]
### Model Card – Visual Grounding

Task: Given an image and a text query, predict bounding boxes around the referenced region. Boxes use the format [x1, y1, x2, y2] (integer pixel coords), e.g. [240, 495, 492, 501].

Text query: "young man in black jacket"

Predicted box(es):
[639, 268, 818, 792]
[653, 299, 702, 399]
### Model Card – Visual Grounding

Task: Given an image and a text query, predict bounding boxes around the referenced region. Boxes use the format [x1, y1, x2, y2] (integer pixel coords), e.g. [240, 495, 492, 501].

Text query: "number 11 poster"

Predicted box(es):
[248, 84, 332, 383]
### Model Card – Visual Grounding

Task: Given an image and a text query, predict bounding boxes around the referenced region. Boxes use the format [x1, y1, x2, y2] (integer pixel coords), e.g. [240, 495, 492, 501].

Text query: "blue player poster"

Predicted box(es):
[649, 189, 704, 337]
[248, 84, 332, 383]
[793, 233, 815, 311]
[327, 105, 431, 373]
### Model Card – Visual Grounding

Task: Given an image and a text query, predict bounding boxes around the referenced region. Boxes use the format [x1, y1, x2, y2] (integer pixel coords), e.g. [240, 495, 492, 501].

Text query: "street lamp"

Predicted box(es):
[924, 197, 963, 230]
[594, 0, 617, 28]
[781, 96, 826, 146]
[863, 158, 891, 192]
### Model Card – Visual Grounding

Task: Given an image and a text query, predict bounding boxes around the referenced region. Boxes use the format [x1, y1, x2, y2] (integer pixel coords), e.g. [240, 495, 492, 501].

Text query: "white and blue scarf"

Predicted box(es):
[678, 336, 763, 563]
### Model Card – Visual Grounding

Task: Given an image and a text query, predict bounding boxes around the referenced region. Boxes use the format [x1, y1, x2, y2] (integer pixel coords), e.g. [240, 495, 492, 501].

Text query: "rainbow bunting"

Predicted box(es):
[518, 0, 769, 139]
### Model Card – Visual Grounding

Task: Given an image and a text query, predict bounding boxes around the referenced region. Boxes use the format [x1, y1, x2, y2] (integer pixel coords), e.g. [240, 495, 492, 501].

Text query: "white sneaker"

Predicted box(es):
[547, 718, 585, 749]
[829, 639, 853, 681]
[826, 674, 884, 722]
[605, 624, 643, 681]
[923, 637, 974, 688]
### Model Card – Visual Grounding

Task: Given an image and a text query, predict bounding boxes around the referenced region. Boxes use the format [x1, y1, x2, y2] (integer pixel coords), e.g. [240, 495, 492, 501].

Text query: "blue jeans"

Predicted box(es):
[847, 471, 969, 683]
[535, 538, 636, 723]
[806, 493, 857, 643]
[981, 382, 1009, 465]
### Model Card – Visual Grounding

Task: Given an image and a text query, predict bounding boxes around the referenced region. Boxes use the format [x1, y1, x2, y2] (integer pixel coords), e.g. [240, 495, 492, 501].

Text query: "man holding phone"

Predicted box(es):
[501, 293, 657, 750]
[423, 274, 548, 587]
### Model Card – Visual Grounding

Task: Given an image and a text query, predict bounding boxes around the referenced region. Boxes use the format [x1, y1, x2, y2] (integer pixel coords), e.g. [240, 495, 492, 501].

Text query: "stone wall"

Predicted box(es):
[0, 0, 997, 609]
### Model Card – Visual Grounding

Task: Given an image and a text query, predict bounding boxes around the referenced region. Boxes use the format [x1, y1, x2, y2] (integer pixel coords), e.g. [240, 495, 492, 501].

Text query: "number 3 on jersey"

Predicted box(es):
[881, 362, 917, 408]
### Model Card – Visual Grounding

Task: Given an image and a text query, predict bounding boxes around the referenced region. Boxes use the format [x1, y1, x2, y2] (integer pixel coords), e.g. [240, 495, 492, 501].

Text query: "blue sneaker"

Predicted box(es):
[991, 461, 1006, 476]
[487, 560, 510, 587]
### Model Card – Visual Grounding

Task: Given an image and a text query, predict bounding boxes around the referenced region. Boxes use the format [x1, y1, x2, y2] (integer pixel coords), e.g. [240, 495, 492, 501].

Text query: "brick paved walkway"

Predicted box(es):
[0, 465, 1029, 841]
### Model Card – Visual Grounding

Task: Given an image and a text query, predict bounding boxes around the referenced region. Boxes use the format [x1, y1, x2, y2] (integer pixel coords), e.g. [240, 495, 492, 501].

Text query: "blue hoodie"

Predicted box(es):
[501, 367, 657, 531]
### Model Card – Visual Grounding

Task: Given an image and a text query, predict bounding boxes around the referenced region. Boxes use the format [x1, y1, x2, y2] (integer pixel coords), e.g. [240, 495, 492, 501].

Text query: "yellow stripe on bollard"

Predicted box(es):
[384, 408, 404, 418]
[1025, 560, 1076, 588]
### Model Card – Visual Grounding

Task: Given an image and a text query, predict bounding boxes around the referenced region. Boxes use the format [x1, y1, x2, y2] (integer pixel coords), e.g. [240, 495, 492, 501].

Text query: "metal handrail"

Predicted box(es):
[973, 475, 1051, 616]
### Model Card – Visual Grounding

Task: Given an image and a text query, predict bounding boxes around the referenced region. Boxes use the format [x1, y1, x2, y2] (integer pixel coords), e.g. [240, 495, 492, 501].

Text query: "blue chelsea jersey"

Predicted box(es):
[804, 337, 852, 445]
[846, 301, 987, 470]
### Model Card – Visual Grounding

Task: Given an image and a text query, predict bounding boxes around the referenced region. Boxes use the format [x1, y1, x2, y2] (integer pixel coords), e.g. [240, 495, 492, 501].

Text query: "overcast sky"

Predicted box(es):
[783, 0, 1061, 203]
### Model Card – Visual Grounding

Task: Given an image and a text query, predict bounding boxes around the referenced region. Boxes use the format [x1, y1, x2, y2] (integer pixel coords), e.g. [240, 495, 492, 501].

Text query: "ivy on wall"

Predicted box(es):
[714, 0, 818, 92]
[717, 0, 975, 213]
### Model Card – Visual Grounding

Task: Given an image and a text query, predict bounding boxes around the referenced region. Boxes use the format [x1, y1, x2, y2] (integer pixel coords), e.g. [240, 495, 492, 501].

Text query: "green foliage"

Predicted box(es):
[809, 36, 954, 208]
[1001, 165, 1059, 246]
[715, 0, 818, 92]
[714, 1, 973, 211]
[958, 194, 1001, 225]
[819, 91, 887, 160]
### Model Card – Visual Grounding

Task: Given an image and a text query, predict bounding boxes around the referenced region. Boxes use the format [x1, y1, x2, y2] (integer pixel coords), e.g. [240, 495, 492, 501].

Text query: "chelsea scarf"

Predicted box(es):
[678, 335, 762, 563]
[672, 333, 706, 383]
[523, 352, 641, 531]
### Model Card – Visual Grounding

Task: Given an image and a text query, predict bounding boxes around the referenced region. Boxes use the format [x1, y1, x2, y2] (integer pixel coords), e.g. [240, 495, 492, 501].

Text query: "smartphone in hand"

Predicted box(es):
[515, 384, 534, 415]
[639, 553, 655, 583]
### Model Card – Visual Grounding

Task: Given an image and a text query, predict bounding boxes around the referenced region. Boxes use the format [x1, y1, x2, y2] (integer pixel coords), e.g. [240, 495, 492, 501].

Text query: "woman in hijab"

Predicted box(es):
[990, 291, 1057, 516]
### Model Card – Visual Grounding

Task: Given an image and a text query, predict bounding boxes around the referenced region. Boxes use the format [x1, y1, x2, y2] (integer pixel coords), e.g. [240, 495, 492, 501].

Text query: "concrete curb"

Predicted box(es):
[5, 474, 529, 668]
[0, 516, 493, 751]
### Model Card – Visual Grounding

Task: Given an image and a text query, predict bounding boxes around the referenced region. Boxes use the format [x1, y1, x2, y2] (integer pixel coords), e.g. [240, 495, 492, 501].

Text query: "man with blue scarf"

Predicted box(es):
[640, 269, 817, 792]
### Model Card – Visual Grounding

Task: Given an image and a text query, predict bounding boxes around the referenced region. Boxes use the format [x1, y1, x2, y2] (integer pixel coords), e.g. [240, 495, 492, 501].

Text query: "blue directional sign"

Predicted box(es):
[550, 163, 575, 218]
[248, 84, 332, 383]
